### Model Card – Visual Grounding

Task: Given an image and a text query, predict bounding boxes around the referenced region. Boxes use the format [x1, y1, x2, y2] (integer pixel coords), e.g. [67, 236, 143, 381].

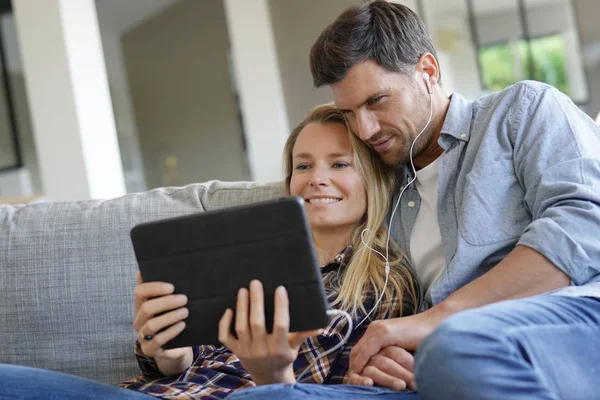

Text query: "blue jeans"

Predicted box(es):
[415, 294, 600, 400]
[227, 384, 420, 399]
[3, 295, 598, 399]
[0, 363, 419, 400]
[228, 295, 600, 400]
[0, 364, 153, 400]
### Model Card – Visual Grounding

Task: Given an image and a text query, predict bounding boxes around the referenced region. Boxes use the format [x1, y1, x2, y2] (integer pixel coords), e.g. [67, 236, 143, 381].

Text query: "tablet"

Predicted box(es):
[130, 196, 330, 349]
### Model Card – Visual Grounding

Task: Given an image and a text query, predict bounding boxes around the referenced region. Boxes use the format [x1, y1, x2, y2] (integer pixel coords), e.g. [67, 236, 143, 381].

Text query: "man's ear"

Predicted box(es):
[417, 52, 440, 86]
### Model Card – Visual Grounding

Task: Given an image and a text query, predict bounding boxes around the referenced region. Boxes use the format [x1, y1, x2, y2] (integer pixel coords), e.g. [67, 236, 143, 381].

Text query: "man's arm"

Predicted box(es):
[349, 244, 569, 379]
[435, 245, 569, 320]
[350, 86, 600, 389]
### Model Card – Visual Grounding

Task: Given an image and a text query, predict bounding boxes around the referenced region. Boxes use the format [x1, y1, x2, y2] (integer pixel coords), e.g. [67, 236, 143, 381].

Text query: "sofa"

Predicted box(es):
[0, 180, 285, 385]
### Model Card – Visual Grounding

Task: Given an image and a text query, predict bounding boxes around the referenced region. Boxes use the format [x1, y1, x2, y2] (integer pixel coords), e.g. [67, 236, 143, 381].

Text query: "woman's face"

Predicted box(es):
[290, 122, 367, 233]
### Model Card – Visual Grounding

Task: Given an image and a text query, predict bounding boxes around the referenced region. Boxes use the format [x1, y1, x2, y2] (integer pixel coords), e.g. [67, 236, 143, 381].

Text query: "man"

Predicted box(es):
[230, 1, 600, 399]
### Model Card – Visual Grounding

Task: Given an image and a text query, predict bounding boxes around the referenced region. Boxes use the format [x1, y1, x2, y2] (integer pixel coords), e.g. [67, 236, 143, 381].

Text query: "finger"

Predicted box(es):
[134, 281, 175, 315]
[134, 294, 187, 332]
[218, 308, 236, 349]
[140, 321, 186, 358]
[235, 287, 250, 341]
[362, 365, 407, 392]
[272, 286, 290, 344]
[380, 346, 415, 373]
[136, 271, 144, 285]
[350, 323, 389, 374]
[134, 281, 175, 302]
[139, 307, 189, 342]
[288, 329, 323, 349]
[369, 353, 414, 388]
[249, 280, 267, 339]
[349, 372, 373, 386]
[408, 379, 418, 391]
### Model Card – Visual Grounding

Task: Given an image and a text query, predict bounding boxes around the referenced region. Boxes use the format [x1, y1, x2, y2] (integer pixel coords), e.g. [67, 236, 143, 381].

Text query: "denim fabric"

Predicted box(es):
[0, 364, 153, 400]
[390, 81, 600, 306]
[227, 383, 420, 399]
[415, 295, 600, 400]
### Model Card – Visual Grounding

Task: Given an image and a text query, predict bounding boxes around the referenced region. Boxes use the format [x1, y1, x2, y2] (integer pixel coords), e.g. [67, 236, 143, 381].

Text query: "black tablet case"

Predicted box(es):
[130, 196, 330, 349]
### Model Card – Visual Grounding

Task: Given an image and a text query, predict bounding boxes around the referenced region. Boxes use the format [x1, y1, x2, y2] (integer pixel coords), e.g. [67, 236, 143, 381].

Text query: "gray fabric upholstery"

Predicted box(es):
[0, 180, 285, 385]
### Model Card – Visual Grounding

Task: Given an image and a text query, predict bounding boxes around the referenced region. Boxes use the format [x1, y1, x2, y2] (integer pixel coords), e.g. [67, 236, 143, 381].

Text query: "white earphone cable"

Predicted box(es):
[356, 86, 433, 328]
[294, 78, 434, 383]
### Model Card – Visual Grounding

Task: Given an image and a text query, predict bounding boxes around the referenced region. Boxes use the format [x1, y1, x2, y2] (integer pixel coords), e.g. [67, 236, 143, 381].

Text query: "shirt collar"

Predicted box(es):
[396, 93, 474, 184]
[438, 92, 473, 146]
[320, 246, 352, 273]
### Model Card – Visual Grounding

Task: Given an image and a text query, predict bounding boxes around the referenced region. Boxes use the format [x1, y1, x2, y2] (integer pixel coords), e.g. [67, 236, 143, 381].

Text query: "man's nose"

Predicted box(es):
[355, 111, 380, 142]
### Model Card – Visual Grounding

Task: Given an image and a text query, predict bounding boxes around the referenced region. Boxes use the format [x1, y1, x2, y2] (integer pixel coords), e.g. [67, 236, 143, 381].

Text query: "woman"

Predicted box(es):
[0, 105, 420, 400]
[119, 104, 421, 398]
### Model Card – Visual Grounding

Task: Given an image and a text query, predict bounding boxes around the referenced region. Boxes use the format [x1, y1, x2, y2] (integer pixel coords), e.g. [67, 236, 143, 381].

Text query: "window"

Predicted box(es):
[467, 0, 588, 103]
[479, 33, 569, 95]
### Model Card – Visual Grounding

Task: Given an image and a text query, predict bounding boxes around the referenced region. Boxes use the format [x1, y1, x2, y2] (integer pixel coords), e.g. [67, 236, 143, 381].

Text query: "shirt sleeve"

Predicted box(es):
[132, 341, 202, 381]
[133, 340, 165, 381]
[510, 84, 600, 285]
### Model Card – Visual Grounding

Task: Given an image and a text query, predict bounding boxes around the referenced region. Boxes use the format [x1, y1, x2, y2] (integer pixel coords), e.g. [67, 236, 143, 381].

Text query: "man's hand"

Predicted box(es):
[348, 308, 446, 390]
[348, 246, 570, 390]
[350, 310, 440, 374]
[349, 345, 416, 391]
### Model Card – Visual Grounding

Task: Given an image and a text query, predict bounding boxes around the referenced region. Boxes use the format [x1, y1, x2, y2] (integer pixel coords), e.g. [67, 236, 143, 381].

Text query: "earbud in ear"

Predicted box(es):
[423, 72, 432, 94]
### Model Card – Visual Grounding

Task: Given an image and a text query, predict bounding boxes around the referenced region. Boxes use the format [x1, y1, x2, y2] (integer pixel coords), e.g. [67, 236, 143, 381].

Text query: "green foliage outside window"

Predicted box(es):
[479, 34, 569, 95]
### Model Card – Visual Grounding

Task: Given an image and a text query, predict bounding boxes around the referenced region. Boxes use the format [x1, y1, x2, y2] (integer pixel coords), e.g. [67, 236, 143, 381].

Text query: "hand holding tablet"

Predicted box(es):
[130, 197, 330, 349]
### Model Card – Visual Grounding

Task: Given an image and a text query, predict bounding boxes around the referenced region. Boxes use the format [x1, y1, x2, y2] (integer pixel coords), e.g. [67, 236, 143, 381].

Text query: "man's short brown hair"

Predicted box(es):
[310, 0, 439, 87]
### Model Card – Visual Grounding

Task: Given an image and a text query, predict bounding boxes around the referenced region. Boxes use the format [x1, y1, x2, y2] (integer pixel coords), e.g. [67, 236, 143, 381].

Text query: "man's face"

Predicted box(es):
[331, 60, 431, 168]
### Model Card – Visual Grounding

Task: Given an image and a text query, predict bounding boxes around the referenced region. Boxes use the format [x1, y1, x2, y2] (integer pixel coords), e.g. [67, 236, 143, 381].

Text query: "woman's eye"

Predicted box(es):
[295, 164, 310, 170]
[333, 162, 349, 168]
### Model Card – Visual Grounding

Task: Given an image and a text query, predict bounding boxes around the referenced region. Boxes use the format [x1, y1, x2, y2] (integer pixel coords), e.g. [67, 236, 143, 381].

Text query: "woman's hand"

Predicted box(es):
[133, 271, 193, 376]
[218, 280, 322, 385]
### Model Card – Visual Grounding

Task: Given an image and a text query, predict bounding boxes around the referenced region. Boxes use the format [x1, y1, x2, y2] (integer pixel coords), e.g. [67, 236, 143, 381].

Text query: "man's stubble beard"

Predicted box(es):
[381, 130, 429, 169]
[383, 93, 433, 169]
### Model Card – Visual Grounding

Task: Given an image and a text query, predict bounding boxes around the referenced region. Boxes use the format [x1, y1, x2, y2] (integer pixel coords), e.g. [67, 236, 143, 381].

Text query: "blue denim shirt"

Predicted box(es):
[390, 81, 600, 306]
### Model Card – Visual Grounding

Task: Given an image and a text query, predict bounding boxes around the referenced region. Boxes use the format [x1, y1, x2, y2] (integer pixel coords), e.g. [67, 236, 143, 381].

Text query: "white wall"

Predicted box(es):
[13, 0, 126, 201]
[268, 0, 361, 128]
[98, 28, 147, 193]
[224, 0, 289, 182]
[123, 0, 250, 189]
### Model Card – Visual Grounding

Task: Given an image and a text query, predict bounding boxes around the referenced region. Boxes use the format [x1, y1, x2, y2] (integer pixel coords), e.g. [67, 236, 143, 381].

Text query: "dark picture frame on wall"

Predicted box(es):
[0, 0, 22, 172]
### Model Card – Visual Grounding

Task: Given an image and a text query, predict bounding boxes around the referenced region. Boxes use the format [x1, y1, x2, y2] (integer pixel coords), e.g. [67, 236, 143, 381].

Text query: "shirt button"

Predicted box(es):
[460, 133, 467, 139]
[407, 201, 416, 208]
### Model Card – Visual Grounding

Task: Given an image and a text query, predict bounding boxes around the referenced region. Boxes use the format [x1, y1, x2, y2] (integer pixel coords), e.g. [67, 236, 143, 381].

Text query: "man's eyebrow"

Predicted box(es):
[339, 90, 389, 112]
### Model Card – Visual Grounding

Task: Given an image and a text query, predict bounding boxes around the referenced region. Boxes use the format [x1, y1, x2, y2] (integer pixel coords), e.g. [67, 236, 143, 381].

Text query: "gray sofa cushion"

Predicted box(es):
[0, 180, 285, 385]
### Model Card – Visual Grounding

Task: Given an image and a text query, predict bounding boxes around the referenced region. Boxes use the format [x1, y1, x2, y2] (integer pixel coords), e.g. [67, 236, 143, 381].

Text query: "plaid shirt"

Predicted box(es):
[120, 247, 413, 399]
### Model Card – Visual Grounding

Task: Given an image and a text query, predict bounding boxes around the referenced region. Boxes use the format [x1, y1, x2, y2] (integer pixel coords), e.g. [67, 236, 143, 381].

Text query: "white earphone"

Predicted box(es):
[423, 72, 432, 94]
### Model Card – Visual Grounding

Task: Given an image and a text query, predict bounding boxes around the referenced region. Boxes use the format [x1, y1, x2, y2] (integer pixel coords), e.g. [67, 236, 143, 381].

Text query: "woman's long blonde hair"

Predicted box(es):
[283, 104, 420, 317]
